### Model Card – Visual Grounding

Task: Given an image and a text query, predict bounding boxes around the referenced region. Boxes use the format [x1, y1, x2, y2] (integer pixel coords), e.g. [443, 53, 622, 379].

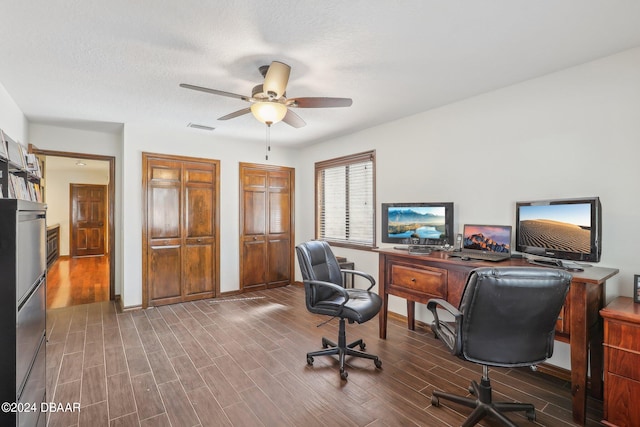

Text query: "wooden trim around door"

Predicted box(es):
[29, 145, 116, 301]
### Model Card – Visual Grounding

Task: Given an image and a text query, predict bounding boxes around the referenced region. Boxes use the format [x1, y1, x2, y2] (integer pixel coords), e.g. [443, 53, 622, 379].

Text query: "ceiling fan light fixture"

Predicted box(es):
[263, 61, 291, 99]
[250, 102, 287, 124]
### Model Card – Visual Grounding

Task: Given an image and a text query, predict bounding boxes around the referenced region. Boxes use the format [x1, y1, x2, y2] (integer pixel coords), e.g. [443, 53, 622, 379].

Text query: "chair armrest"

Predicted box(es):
[340, 269, 376, 291]
[427, 298, 463, 355]
[426, 298, 460, 317]
[304, 279, 350, 306]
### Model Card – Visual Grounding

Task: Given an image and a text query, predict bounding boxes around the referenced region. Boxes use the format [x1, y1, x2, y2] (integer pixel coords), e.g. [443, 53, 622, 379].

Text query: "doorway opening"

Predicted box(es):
[30, 148, 115, 309]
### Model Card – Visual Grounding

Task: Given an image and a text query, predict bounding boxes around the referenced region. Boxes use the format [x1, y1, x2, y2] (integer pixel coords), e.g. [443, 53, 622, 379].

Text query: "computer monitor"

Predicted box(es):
[381, 202, 454, 245]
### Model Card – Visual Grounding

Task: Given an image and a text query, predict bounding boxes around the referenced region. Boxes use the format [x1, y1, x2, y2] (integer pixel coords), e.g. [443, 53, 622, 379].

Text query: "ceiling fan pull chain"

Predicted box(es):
[265, 122, 272, 160]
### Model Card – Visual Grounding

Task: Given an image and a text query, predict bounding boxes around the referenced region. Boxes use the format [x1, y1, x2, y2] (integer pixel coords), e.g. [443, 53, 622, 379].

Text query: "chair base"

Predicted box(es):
[306, 318, 382, 380]
[431, 376, 536, 427]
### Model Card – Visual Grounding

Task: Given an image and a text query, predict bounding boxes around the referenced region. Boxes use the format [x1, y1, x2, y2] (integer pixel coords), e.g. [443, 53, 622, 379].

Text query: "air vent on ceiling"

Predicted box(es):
[187, 123, 215, 131]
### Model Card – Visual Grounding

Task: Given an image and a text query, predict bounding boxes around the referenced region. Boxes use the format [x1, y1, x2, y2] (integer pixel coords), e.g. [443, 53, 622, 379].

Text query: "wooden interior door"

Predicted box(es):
[70, 184, 106, 257]
[240, 163, 294, 292]
[142, 153, 220, 308]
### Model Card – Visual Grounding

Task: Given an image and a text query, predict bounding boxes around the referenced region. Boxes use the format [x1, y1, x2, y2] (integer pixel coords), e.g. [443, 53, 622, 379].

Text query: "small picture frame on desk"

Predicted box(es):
[634, 275, 640, 303]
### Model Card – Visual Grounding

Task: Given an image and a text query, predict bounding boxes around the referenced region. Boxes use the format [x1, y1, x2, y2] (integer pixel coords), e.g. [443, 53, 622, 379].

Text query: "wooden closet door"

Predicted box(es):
[143, 153, 219, 308]
[183, 161, 216, 300]
[266, 170, 292, 285]
[239, 163, 294, 292]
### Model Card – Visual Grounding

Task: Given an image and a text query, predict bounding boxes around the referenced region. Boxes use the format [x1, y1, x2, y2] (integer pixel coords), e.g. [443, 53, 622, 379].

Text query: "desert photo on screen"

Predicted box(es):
[519, 220, 590, 253]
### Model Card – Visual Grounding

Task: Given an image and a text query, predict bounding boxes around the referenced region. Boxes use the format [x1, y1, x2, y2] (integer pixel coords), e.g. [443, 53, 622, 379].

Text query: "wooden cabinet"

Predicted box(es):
[142, 153, 220, 307]
[239, 163, 294, 292]
[601, 296, 640, 426]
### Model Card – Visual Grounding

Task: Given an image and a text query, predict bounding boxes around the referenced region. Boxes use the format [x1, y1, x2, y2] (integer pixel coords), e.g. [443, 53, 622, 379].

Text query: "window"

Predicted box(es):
[315, 150, 375, 248]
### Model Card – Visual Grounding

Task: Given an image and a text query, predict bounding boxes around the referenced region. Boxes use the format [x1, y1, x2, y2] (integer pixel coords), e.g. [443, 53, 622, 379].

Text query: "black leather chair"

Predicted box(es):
[295, 240, 383, 380]
[427, 267, 572, 427]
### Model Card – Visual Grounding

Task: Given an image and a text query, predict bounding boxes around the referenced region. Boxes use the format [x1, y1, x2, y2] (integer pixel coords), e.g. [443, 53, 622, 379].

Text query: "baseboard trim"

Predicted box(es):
[115, 295, 142, 313]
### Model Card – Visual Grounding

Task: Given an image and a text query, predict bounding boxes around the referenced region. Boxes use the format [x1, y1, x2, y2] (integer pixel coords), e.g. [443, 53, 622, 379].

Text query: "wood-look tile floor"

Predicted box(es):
[46, 285, 604, 427]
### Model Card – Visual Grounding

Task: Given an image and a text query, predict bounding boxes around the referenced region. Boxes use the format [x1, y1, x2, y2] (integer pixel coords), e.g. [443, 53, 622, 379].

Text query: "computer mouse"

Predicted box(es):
[461, 256, 471, 261]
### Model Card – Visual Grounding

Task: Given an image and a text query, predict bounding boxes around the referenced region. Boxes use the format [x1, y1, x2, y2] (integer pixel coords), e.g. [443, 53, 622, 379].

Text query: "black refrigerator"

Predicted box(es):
[0, 199, 47, 427]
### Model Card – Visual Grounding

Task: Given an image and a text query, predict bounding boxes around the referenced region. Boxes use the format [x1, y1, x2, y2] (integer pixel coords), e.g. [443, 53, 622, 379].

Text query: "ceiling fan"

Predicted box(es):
[180, 61, 352, 128]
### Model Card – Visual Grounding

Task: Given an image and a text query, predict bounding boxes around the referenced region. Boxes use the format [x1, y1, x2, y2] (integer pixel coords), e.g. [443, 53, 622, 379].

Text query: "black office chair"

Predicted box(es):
[427, 267, 571, 427]
[295, 240, 383, 380]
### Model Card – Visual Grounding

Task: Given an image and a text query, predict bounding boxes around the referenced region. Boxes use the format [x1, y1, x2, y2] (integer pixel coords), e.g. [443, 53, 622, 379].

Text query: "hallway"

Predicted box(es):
[47, 256, 110, 309]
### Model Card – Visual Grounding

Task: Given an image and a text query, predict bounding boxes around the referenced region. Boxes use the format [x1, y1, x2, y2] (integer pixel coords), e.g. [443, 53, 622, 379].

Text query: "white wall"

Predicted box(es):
[296, 47, 640, 369]
[0, 82, 28, 145]
[121, 123, 300, 308]
[44, 157, 110, 256]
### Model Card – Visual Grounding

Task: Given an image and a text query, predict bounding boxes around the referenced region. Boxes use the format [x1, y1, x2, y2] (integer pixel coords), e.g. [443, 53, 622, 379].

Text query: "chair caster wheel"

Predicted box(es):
[359, 342, 366, 350]
[340, 369, 348, 380]
[307, 356, 314, 365]
[431, 395, 440, 407]
[468, 385, 475, 395]
[526, 409, 536, 421]
[374, 359, 382, 369]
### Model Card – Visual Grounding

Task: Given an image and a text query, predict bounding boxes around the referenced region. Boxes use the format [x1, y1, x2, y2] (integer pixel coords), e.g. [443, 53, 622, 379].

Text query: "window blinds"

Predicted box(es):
[316, 151, 375, 246]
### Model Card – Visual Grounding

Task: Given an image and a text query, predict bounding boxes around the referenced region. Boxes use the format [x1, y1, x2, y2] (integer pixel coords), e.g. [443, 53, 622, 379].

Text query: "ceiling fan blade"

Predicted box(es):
[180, 83, 249, 101]
[282, 109, 306, 128]
[218, 107, 251, 120]
[288, 97, 353, 108]
[263, 61, 290, 99]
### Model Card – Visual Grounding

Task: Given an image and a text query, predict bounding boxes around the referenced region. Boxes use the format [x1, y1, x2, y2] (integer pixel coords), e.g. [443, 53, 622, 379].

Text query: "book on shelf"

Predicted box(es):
[0, 130, 8, 160]
[6, 174, 39, 201]
[4, 135, 25, 168]
[25, 153, 42, 177]
[32, 182, 42, 202]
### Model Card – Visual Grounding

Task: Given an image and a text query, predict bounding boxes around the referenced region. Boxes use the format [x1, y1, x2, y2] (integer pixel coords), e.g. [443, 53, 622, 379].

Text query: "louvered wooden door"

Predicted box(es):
[143, 153, 220, 307]
[240, 163, 294, 292]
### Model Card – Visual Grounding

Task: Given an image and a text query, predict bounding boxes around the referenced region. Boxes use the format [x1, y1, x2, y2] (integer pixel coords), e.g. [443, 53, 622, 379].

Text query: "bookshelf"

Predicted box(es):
[0, 129, 43, 202]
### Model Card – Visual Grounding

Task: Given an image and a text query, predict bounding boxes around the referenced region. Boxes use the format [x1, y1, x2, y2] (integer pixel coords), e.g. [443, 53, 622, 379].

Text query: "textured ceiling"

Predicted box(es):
[1, 1, 640, 147]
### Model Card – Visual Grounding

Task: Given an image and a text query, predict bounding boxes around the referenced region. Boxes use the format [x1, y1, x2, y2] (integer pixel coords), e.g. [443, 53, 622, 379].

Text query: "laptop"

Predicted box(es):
[448, 224, 512, 262]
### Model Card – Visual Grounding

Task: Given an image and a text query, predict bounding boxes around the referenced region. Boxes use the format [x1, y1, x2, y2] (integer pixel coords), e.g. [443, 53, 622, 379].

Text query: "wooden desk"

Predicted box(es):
[376, 248, 619, 425]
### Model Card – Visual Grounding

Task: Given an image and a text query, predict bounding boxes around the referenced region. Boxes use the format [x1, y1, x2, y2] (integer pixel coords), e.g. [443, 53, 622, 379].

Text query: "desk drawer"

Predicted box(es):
[606, 346, 640, 381]
[606, 320, 640, 352]
[389, 263, 446, 299]
[604, 372, 640, 426]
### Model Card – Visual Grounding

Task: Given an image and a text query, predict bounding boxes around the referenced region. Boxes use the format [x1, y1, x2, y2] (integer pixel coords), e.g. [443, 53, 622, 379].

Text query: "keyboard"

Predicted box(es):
[448, 251, 510, 262]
